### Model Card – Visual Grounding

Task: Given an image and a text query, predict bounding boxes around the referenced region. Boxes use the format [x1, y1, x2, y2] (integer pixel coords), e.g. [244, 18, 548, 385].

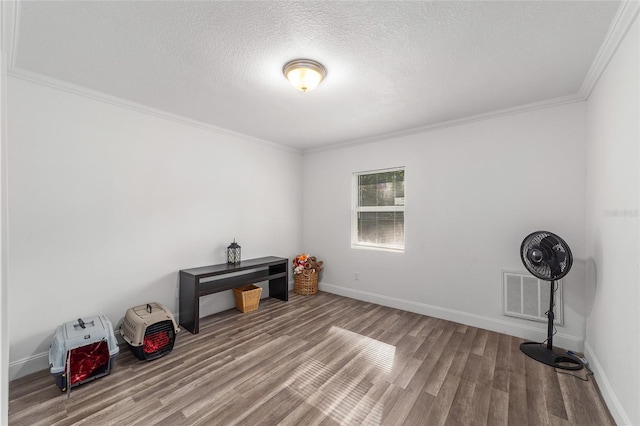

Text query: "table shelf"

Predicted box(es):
[198, 270, 287, 296]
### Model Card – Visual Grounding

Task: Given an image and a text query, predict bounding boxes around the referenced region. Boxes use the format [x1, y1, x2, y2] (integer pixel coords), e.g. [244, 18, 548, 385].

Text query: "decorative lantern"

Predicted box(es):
[227, 239, 241, 264]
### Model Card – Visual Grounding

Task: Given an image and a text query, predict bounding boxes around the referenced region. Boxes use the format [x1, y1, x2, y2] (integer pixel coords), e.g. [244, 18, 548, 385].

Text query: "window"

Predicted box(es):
[352, 167, 405, 251]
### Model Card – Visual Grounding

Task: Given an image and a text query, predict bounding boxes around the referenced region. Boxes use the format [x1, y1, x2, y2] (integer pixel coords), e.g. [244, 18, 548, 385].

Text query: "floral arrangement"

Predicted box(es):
[293, 253, 324, 275]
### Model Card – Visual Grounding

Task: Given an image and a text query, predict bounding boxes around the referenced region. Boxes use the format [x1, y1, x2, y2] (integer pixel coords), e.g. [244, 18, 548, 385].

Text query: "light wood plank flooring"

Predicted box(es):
[9, 291, 614, 425]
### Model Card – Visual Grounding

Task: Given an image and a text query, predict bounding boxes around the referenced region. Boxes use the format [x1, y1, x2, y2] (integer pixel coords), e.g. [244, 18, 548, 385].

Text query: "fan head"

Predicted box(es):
[520, 231, 573, 280]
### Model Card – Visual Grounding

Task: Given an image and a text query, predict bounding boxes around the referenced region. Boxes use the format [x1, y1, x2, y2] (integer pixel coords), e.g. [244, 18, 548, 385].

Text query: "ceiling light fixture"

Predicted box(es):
[283, 59, 327, 92]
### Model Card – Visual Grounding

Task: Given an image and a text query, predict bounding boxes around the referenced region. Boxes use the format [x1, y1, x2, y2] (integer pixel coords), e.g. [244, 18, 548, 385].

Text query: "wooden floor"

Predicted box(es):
[9, 291, 614, 426]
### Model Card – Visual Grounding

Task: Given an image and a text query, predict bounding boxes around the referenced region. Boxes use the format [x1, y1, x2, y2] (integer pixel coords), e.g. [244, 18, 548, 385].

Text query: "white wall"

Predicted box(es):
[302, 102, 588, 350]
[7, 77, 303, 379]
[0, 16, 8, 426]
[584, 14, 639, 426]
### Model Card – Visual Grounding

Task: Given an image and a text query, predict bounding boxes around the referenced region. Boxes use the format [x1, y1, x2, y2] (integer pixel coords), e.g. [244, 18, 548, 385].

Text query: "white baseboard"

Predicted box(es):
[319, 282, 584, 352]
[9, 352, 48, 381]
[10, 279, 583, 382]
[10, 280, 297, 381]
[584, 341, 631, 426]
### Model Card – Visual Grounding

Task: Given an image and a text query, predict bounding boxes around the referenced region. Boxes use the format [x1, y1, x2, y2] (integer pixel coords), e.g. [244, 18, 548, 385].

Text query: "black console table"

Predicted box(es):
[179, 256, 288, 334]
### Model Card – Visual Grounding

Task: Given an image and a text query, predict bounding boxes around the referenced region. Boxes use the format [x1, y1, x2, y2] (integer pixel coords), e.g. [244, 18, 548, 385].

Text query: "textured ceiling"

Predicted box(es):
[11, 1, 621, 151]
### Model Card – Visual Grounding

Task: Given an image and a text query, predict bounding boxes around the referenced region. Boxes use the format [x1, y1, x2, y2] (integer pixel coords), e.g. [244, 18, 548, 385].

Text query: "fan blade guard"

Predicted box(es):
[520, 231, 573, 280]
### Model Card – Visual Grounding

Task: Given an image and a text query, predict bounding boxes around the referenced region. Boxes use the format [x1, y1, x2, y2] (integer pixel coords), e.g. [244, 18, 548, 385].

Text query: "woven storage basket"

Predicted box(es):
[233, 285, 262, 313]
[294, 270, 318, 295]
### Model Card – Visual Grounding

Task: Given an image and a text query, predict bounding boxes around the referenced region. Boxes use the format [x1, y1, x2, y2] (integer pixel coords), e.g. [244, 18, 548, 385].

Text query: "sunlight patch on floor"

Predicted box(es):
[328, 326, 396, 374]
[281, 326, 397, 424]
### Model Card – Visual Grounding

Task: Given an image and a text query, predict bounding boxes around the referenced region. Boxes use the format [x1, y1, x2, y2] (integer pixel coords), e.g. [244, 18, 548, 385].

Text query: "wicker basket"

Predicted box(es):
[294, 270, 318, 295]
[233, 285, 262, 313]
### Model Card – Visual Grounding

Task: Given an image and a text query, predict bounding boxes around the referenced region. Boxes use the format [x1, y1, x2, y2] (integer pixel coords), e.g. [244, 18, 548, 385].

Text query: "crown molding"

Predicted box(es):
[579, 0, 640, 100]
[7, 67, 301, 154]
[306, 94, 584, 154]
[5, 65, 590, 156]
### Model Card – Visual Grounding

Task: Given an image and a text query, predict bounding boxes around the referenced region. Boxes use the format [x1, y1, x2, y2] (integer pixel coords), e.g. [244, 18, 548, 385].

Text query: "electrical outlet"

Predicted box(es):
[354, 272, 359, 281]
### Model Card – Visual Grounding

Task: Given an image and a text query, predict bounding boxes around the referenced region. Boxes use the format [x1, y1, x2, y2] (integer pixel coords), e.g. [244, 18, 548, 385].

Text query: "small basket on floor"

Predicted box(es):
[234, 285, 262, 313]
[294, 269, 318, 295]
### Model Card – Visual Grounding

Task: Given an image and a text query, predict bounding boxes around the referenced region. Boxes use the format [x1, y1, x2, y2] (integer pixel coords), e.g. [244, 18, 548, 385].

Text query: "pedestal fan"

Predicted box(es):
[519, 231, 583, 370]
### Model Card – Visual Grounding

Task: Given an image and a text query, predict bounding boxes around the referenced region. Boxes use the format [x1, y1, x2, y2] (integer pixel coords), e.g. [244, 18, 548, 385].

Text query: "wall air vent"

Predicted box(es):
[502, 270, 564, 326]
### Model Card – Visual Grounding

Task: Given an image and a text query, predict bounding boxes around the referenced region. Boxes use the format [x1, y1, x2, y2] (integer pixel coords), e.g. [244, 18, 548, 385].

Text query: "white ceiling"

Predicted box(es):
[10, 1, 621, 151]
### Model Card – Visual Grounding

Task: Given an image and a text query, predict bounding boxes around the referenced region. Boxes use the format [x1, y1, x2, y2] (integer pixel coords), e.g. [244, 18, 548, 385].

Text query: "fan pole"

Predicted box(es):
[546, 280, 554, 350]
[519, 279, 583, 370]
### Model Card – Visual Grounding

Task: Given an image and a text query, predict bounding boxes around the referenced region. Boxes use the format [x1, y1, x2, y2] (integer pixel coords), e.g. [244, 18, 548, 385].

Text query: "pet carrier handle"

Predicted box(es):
[146, 304, 152, 313]
[77, 318, 86, 329]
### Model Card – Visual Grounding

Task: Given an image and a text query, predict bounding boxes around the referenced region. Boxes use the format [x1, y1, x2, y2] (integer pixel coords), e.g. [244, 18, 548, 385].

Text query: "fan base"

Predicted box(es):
[520, 342, 584, 371]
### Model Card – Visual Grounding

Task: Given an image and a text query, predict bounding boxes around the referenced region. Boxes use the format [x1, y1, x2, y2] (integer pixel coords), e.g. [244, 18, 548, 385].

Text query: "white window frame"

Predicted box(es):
[351, 167, 405, 252]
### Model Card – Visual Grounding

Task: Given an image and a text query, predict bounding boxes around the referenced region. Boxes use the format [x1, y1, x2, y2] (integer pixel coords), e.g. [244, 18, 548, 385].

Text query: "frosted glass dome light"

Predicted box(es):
[283, 59, 327, 92]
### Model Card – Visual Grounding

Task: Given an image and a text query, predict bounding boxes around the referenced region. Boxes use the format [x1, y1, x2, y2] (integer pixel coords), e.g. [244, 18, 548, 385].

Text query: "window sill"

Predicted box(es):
[351, 244, 404, 253]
